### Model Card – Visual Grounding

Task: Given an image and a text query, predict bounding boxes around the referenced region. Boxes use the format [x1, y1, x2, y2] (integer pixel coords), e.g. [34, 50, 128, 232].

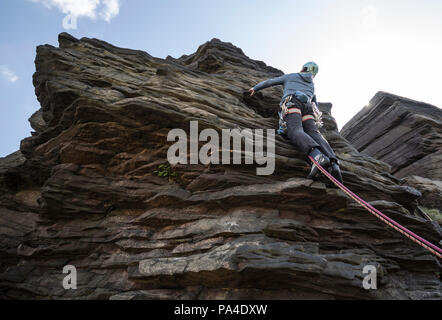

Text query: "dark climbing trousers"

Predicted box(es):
[284, 98, 337, 161]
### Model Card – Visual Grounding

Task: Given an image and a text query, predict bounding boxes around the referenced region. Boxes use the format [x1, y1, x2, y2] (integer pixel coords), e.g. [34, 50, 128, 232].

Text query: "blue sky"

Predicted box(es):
[1, 0, 442, 157]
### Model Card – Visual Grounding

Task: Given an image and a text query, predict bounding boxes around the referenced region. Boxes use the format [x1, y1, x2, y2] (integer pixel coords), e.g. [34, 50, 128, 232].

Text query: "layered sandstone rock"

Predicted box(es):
[0, 33, 440, 300]
[341, 91, 442, 180]
[341, 91, 442, 223]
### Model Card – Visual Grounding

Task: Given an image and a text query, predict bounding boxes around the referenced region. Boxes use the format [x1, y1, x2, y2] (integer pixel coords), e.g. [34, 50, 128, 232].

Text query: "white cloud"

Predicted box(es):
[100, 0, 120, 22]
[0, 65, 19, 83]
[31, 0, 120, 22]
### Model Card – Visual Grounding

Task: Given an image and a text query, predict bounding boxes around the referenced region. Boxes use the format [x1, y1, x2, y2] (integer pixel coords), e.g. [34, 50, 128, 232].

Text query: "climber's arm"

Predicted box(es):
[249, 75, 287, 96]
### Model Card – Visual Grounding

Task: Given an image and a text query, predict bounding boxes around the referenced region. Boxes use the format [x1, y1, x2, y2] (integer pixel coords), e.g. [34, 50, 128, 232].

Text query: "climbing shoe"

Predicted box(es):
[328, 159, 343, 184]
[307, 148, 330, 180]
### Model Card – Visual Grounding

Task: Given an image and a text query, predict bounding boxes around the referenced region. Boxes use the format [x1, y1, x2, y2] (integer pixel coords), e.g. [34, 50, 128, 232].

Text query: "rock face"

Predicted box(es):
[341, 92, 442, 180]
[0, 33, 441, 300]
[401, 176, 442, 216]
[341, 92, 442, 223]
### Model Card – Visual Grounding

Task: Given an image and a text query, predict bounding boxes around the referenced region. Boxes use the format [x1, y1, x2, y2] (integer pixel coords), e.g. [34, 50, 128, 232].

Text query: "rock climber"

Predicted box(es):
[249, 62, 343, 182]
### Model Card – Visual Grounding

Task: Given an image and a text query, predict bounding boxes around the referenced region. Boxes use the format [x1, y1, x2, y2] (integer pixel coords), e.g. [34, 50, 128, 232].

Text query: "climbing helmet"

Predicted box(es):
[302, 62, 319, 77]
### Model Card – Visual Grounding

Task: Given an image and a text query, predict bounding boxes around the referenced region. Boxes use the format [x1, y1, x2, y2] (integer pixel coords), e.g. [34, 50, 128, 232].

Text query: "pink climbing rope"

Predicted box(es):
[308, 156, 442, 259]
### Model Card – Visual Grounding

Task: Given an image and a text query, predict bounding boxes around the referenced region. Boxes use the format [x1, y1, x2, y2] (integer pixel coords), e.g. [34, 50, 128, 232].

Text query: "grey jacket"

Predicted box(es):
[253, 72, 317, 104]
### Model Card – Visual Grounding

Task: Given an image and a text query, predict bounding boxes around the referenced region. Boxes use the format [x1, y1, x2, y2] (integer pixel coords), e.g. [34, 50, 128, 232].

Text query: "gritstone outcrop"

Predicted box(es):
[0, 34, 441, 300]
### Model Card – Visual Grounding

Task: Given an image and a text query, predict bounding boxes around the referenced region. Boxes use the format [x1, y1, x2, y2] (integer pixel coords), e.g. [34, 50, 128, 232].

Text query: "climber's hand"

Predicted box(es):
[249, 88, 255, 96]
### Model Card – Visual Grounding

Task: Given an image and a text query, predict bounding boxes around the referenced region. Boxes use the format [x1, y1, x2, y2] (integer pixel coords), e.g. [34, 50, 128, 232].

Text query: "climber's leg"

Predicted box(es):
[303, 118, 343, 183]
[285, 112, 330, 180]
[302, 118, 337, 161]
[285, 112, 320, 155]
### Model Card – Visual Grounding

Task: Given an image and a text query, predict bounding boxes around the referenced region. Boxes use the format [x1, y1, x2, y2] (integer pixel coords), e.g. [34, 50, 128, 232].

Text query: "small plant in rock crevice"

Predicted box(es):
[153, 164, 178, 178]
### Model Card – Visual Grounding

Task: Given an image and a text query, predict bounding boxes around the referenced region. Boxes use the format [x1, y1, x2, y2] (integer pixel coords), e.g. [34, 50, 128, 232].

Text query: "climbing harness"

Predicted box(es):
[311, 102, 324, 128]
[277, 95, 323, 136]
[287, 108, 302, 115]
[277, 112, 288, 136]
[277, 96, 292, 136]
[308, 155, 442, 259]
[294, 90, 311, 104]
[302, 114, 315, 122]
